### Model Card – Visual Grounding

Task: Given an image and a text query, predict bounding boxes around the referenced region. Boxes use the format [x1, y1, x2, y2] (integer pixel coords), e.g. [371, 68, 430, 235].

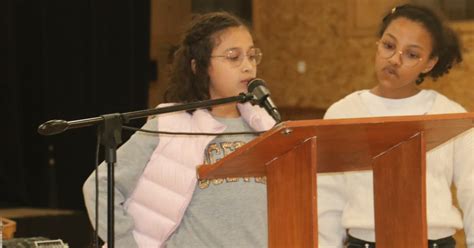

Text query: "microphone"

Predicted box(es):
[38, 120, 70, 135]
[247, 78, 281, 123]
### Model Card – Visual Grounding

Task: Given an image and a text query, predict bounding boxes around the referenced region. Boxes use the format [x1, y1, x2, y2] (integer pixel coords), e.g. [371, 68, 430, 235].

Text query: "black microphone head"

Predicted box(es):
[247, 78, 266, 93]
[248, 78, 270, 104]
[247, 78, 281, 123]
[38, 120, 69, 135]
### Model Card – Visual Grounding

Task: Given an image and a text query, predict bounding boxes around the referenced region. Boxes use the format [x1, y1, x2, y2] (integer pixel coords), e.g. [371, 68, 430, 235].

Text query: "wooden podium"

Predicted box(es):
[197, 113, 474, 248]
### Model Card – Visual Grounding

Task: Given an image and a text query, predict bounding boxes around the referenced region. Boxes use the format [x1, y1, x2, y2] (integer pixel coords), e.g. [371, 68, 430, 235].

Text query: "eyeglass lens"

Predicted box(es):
[377, 40, 422, 67]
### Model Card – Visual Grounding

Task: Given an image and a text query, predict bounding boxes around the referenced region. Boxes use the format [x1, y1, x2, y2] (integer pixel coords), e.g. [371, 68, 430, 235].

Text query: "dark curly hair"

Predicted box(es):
[164, 12, 248, 105]
[378, 4, 463, 84]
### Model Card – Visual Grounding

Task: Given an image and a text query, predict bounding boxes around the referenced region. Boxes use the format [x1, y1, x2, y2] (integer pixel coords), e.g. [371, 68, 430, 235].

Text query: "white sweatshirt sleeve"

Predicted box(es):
[317, 173, 347, 248]
[317, 104, 351, 247]
[453, 128, 474, 248]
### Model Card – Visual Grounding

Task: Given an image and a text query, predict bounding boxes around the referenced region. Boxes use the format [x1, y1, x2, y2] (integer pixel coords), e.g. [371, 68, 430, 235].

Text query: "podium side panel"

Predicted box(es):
[266, 137, 318, 248]
[373, 132, 427, 248]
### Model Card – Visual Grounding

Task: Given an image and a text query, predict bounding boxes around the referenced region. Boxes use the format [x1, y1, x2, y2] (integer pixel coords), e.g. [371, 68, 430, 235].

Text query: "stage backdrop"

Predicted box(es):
[3, 0, 150, 210]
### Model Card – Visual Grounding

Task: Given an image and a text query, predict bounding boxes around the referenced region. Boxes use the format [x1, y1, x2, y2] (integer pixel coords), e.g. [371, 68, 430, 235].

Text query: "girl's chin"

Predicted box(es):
[377, 78, 398, 88]
[379, 77, 416, 87]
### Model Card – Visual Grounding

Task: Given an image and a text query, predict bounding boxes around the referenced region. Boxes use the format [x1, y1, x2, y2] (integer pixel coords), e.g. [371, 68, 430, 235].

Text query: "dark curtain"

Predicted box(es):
[2, 0, 150, 210]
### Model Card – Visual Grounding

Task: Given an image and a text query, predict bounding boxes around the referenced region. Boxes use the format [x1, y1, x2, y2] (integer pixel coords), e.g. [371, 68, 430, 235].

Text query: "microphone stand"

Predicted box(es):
[38, 93, 254, 248]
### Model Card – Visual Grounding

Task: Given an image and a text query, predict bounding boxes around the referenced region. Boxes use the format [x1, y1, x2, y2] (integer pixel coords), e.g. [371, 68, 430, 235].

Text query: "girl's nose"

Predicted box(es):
[388, 50, 403, 66]
[241, 56, 255, 73]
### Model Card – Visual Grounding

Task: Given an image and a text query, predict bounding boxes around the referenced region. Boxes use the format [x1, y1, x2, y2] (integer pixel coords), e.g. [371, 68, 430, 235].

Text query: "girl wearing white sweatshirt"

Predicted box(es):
[318, 4, 473, 248]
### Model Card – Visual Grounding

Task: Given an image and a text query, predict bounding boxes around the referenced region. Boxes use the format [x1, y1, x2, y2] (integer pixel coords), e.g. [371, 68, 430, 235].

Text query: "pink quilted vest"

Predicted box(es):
[124, 103, 275, 247]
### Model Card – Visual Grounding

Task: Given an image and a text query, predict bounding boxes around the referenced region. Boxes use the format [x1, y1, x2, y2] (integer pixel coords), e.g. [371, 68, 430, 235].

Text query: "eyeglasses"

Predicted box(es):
[377, 40, 423, 67]
[211, 47, 263, 67]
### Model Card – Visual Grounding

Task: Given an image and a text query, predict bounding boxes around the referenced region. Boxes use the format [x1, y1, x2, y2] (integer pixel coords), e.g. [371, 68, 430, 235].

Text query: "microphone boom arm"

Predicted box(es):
[38, 92, 254, 136]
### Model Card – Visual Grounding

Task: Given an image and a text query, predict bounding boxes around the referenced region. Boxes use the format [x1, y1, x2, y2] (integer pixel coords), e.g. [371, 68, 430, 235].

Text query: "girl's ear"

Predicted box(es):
[422, 56, 439, 73]
[191, 59, 197, 74]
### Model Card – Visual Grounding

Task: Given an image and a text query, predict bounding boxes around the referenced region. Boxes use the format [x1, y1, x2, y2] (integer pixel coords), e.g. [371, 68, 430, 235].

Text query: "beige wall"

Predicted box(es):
[149, 0, 192, 108]
[149, 1, 474, 111]
[252, 0, 474, 111]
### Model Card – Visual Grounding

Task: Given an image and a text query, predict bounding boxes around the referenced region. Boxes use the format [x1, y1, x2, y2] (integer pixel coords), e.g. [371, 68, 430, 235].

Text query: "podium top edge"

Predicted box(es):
[277, 112, 474, 129]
